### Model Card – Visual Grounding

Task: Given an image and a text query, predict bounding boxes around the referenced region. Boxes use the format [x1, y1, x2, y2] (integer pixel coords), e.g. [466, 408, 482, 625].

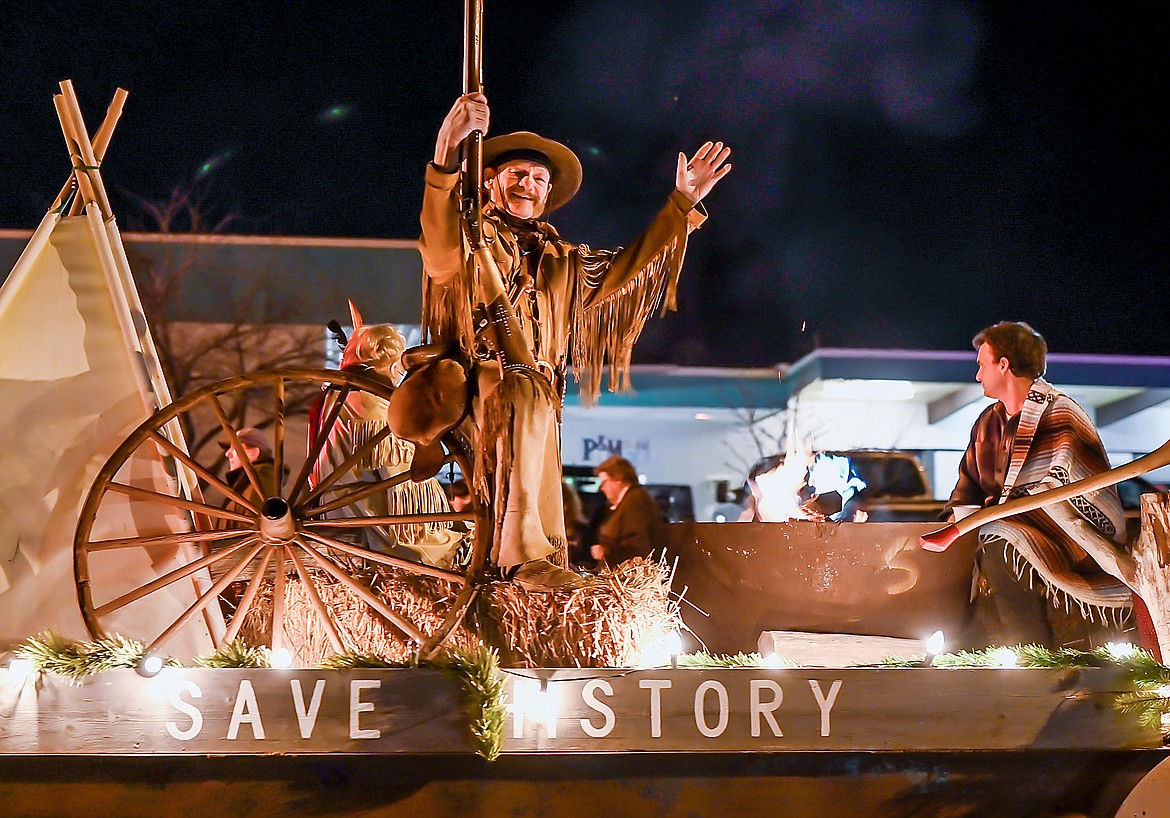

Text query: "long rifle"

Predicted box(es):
[460, 0, 540, 373]
[461, 0, 485, 245]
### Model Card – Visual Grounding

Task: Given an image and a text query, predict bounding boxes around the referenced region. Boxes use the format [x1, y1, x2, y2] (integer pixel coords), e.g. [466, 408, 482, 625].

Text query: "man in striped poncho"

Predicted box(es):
[947, 321, 1132, 647]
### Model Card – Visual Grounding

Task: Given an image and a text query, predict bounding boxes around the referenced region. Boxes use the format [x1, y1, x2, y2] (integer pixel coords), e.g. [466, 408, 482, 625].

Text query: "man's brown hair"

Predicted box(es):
[594, 455, 639, 486]
[973, 321, 1047, 379]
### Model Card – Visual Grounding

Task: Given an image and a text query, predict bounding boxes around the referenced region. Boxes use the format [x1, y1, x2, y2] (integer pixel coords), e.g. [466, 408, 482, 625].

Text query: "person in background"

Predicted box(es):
[220, 427, 277, 510]
[590, 455, 665, 567]
[446, 479, 473, 513]
[562, 481, 590, 568]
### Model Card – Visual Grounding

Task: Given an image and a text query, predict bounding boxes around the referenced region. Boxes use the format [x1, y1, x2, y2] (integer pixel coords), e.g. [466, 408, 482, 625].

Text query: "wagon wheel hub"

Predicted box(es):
[259, 497, 297, 543]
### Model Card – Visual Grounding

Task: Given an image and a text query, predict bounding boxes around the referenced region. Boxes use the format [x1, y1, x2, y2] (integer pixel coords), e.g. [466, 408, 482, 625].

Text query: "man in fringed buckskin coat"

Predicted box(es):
[419, 92, 730, 590]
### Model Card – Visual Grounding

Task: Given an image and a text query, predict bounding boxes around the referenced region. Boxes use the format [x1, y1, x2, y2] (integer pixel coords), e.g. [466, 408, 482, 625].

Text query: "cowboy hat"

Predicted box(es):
[483, 131, 582, 213]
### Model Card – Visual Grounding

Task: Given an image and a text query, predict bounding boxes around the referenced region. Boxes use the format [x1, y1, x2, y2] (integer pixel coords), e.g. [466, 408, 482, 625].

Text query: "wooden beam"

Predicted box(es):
[0, 667, 1158, 755]
[928, 384, 985, 425]
[1096, 388, 1170, 427]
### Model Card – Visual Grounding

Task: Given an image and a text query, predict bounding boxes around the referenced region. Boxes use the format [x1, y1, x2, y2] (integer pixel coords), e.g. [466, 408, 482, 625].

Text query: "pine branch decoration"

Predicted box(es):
[438, 645, 507, 761]
[679, 651, 778, 668]
[317, 652, 404, 669]
[16, 631, 146, 683]
[192, 639, 272, 668]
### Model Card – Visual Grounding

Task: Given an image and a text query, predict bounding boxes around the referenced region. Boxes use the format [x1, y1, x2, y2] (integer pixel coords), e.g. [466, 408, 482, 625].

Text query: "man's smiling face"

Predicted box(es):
[487, 158, 552, 220]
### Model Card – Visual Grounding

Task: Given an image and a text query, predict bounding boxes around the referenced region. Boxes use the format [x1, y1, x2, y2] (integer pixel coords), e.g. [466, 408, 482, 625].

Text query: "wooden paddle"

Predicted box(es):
[921, 438, 1170, 551]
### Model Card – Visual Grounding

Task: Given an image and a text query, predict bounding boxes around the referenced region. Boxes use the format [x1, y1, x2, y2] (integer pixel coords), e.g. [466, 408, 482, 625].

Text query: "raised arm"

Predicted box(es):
[420, 94, 491, 286]
[579, 141, 732, 305]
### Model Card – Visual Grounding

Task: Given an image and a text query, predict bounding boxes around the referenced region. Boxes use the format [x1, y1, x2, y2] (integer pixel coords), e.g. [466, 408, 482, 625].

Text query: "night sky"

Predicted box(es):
[2, 0, 1166, 367]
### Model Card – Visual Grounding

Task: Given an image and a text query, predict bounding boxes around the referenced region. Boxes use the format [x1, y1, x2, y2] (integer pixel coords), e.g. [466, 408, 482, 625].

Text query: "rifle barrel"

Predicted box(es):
[462, 0, 485, 240]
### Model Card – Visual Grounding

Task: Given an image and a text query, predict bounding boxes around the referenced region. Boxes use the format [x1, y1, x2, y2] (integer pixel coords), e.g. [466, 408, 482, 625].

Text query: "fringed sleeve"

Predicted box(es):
[419, 163, 477, 356]
[571, 189, 706, 404]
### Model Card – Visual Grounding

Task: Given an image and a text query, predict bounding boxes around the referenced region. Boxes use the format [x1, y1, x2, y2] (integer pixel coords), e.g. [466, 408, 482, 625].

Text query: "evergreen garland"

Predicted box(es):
[317, 651, 405, 669]
[12, 633, 1169, 749]
[679, 651, 791, 668]
[437, 645, 508, 762]
[16, 631, 149, 683]
[191, 639, 273, 669]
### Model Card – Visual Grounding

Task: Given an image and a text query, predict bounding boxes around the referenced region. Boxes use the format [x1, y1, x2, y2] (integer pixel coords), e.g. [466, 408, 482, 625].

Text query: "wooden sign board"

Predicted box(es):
[0, 667, 1161, 755]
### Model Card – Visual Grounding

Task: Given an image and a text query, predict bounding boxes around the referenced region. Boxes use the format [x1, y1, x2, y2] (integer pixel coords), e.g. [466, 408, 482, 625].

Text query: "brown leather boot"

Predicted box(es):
[510, 558, 587, 592]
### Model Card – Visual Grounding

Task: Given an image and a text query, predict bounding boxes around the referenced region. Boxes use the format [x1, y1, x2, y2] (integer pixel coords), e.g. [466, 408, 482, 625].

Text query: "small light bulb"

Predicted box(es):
[531, 678, 558, 729]
[6, 658, 34, 686]
[925, 630, 945, 656]
[990, 647, 1019, 668]
[137, 654, 164, 678]
[271, 647, 292, 668]
[665, 630, 683, 658]
[761, 651, 788, 669]
[1105, 641, 1138, 659]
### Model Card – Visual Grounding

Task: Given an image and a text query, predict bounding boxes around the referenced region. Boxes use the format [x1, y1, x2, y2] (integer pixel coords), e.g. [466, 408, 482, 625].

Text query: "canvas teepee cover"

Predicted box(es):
[0, 83, 215, 657]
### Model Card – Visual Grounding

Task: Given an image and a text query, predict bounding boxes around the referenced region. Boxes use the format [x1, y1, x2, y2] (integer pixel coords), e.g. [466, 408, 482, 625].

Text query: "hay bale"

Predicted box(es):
[278, 566, 484, 665]
[477, 557, 683, 668]
[246, 557, 680, 668]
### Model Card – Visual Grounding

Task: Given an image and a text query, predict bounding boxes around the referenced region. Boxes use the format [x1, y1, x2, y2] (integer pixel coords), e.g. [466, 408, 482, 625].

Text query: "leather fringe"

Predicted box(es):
[478, 369, 558, 547]
[349, 420, 416, 472]
[422, 264, 477, 359]
[379, 477, 453, 546]
[571, 236, 686, 405]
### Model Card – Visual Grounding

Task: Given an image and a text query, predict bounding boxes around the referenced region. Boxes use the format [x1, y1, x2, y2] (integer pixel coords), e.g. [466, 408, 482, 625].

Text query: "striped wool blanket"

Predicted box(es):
[981, 379, 1133, 613]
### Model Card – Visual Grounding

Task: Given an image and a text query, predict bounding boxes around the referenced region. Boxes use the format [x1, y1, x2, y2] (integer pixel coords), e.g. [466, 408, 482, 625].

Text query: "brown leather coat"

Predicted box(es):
[418, 163, 705, 403]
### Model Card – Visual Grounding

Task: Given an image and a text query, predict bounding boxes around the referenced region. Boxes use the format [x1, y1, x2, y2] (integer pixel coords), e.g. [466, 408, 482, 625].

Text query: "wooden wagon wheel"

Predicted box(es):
[73, 367, 489, 662]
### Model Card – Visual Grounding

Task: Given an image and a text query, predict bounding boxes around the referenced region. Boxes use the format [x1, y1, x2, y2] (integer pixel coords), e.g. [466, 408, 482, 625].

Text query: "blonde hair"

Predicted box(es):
[342, 324, 407, 382]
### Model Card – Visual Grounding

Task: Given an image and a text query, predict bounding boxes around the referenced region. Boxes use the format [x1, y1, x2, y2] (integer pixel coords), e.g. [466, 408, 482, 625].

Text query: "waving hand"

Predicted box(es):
[676, 141, 732, 204]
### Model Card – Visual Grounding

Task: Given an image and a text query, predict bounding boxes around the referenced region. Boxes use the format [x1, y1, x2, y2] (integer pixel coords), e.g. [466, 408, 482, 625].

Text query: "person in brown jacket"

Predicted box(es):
[590, 455, 665, 567]
[418, 93, 729, 590]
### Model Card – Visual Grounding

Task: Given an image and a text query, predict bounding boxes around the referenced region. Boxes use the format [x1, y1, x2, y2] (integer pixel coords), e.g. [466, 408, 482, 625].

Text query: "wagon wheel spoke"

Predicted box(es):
[419, 582, 482, 661]
[300, 424, 394, 506]
[84, 528, 250, 553]
[294, 535, 425, 644]
[94, 538, 258, 618]
[106, 481, 254, 525]
[205, 393, 267, 501]
[272, 377, 286, 497]
[271, 546, 287, 653]
[303, 469, 415, 518]
[147, 430, 258, 513]
[304, 512, 473, 529]
[145, 540, 269, 656]
[221, 548, 275, 646]
[288, 384, 352, 507]
[300, 529, 468, 585]
[285, 543, 347, 654]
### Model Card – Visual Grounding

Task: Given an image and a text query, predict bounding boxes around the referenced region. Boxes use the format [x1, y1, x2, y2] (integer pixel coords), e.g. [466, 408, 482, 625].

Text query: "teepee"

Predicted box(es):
[0, 82, 218, 656]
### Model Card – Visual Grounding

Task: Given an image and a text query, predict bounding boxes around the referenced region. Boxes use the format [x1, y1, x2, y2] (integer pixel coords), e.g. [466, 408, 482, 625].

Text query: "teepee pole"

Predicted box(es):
[58, 81, 116, 220]
[51, 88, 127, 215]
[53, 95, 101, 211]
[54, 81, 225, 643]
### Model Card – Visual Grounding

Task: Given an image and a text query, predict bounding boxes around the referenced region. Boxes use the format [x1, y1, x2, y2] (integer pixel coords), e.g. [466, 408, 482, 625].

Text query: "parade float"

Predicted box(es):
[3, 9, 1170, 815]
